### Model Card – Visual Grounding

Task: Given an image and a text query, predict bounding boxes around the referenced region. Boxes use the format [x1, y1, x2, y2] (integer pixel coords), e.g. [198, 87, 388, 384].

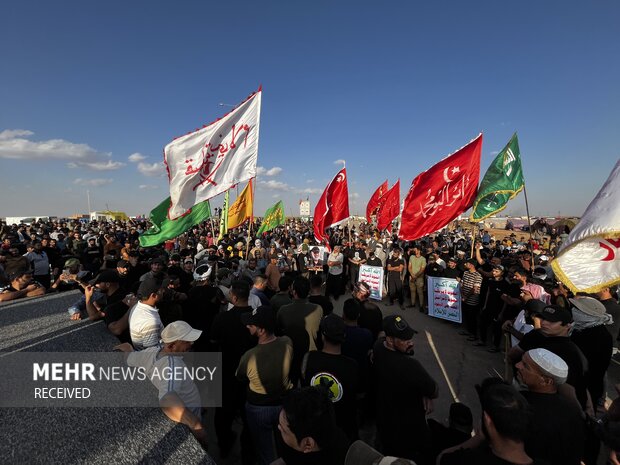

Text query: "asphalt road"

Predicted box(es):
[1, 290, 617, 464]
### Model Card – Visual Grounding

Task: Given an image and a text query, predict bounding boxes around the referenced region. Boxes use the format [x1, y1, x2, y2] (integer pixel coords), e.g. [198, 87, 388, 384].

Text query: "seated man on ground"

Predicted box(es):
[123, 321, 213, 457]
[0, 270, 46, 302]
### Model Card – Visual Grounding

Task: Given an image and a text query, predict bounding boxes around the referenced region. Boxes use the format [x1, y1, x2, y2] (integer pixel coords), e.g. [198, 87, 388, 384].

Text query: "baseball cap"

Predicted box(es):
[241, 306, 276, 332]
[345, 440, 416, 465]
[569, 296, 607, 318]
[383, 315, 416, 340]
[161, 321, 202, 344]
[64, 258, 81, 268]
[116, 259, 129, 268]
[527, 348, 568, 384]
[92, 269, 120, 284]
[320, 314, 346, 343]
[535, 304, 573, 324]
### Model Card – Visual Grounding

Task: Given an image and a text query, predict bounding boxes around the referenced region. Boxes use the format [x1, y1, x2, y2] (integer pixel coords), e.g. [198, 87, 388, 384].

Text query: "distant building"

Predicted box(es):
[299, 200, 310, 217]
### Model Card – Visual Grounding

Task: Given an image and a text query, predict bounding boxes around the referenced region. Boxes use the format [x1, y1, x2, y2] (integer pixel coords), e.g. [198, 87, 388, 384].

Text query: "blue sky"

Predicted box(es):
[1, 1, 619, 219]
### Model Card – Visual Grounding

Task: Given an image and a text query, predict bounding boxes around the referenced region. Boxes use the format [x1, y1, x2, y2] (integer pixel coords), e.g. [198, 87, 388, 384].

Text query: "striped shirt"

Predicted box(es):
[461, 270, 483, 306]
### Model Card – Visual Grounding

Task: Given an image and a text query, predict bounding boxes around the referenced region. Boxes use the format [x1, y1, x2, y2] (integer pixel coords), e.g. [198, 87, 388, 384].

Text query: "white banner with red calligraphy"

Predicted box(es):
[551, 159, 620, 293]
[165, 89, 261, 220]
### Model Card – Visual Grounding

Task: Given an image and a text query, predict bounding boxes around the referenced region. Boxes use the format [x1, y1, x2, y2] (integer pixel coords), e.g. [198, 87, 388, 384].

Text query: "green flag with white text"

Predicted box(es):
[470, 133, 525, 222]
[257, 200, 285, 235]
[139, 197, 211, 247]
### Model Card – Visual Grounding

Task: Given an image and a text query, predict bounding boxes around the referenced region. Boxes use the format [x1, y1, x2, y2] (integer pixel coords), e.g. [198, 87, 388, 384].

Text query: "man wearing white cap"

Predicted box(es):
[516, 348, 585, 465]
[125, 321, 210, 453]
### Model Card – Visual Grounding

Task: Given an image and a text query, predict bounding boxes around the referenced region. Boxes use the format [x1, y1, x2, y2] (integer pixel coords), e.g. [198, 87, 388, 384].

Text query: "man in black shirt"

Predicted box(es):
[477, 264, 512, 350]
[508, 304, 588, 410]
[516, 348, 585, 465]
[373, 315, 438, 462]
[301, 314, 359, 442]
[308, 273, 333, 316]
[275, 387, 350, 465]
[210, 280, 256, 461]
[386, 247, 405, 308]
[348, 281, 383, 342]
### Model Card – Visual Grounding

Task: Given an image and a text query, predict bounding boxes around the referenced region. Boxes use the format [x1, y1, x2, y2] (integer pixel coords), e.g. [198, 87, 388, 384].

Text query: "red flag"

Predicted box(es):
[399, 134, 483, 241]
[377, 180, 400, 232]
[366, 180, 388, 223]
[313, 168, 350, 244]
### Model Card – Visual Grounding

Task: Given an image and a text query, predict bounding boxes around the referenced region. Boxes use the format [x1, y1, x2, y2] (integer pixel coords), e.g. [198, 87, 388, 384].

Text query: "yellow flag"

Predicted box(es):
[227, 180, 254, 229]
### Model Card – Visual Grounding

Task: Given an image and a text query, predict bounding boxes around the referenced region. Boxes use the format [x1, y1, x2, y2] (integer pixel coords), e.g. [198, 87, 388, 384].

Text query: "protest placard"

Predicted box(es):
[359, 265, 384, 301]
[427, 276, 461, 323]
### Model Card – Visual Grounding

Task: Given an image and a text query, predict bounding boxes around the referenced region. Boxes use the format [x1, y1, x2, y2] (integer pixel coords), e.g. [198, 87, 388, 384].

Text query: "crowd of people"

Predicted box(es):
[1, 215, 619, 465]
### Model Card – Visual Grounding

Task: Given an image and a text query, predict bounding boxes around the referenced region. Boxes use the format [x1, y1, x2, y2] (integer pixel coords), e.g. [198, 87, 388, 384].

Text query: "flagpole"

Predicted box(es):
[470, 222, 477, 259]
[246, 178, 255, 260]
[522, 184, 535, 271]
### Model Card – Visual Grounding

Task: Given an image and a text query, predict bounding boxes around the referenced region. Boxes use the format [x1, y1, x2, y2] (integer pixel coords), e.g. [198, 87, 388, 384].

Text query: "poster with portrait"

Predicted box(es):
[358, 265, 384, 301]
[307, 245, 325, 271]
[427, 276, 462, 323]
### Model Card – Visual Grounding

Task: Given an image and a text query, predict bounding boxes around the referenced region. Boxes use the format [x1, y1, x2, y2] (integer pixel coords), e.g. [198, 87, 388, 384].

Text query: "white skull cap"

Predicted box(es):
[528, 348, 568, 384]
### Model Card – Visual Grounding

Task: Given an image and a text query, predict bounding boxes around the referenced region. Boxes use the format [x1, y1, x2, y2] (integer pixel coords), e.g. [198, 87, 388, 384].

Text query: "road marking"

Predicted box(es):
[425, 330, 459, 402]
[0, 321, 102, 358]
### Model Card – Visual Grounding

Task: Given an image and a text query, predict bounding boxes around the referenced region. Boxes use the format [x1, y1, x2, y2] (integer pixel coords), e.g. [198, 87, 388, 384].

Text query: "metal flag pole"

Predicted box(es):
[522, 183, 535, 271]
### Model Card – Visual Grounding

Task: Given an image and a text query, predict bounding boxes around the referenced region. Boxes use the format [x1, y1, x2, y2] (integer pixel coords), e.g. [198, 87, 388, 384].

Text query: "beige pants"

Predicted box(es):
[409, 276, 425, 306]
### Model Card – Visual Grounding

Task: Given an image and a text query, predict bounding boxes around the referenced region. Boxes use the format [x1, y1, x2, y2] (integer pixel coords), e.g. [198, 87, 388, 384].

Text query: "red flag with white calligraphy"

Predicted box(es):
[366, 180, 388, 223]
[377, 180, 400, 232]
[165, 87, 261, 220]
[399, 134, 483, 241]
[313, 168, 350, 244]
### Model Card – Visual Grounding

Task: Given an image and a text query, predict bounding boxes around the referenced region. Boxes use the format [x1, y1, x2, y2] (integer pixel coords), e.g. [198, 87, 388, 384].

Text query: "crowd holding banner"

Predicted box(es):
[2, 88, 620, 465]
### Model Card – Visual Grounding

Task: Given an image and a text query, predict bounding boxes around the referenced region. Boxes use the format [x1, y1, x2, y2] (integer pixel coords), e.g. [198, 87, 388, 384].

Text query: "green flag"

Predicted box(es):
[257, 200, 286, 235]
[139, 197, 211, 247]
[470, 133, 525, 222]
[218, 191, 229, 242]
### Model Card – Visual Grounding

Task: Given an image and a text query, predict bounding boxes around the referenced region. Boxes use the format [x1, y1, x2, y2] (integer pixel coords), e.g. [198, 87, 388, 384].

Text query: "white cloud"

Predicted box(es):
[67, 160, 126, 171]
[297, 187, 322, 195]
[350, 192, 360, 200]
[128, 152, 147, 163]
[256, 166, 283, 177]
[139, 184, 160, 190]
[0, 129, 111, 163]
[0, 128, 128, 172]
[333, 159, 346, 166]
[489, 150, 500, 156]
[137, 162, 166, 177]
[306, 179, 315, 183]
[0, 129, 34, 140]
[73, 178, 113, 187]
[258, 180, 291, 191]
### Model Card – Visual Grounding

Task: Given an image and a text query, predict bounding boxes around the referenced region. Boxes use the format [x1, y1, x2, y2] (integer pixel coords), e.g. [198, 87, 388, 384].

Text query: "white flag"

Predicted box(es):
[551, 159, 620, 293]
[165, 88, 261, 219]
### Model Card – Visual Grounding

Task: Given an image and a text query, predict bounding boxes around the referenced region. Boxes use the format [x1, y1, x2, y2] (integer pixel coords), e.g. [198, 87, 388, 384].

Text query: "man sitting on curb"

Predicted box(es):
[120, 321, 214, 458]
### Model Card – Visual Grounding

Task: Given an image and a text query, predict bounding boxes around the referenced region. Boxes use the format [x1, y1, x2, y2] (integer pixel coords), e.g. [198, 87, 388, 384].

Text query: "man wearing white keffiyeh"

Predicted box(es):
[570, 296, 614, 406]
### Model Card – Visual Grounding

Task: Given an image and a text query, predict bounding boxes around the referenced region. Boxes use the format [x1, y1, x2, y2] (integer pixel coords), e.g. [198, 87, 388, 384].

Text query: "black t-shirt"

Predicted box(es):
[342, 325, 373, 387]
[444, 267, 462, 280]
[484, 278, 511, 311]
[518, 330, 588, 408]
[274, 423, 350, 465]
[372, 338, 437, 457]
[521, 391, 585, 465]
[440, 444, 549, 465]
[366, 256, 383, 267]
[301, 351, 359, 440]
[210, 305, 257, 381]
[386, 257, 405, 277]
[355, 299, 383, 341]
[308, 294, 334, 316]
